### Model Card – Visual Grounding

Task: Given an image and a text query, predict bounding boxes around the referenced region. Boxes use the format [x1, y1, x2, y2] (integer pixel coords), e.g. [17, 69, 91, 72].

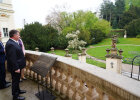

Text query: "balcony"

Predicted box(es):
[0, 50, 140, 100]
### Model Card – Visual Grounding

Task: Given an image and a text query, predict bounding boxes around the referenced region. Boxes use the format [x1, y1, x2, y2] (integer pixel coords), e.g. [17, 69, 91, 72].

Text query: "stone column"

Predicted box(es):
[105, 35, 123, 74]
[78, 48, 86, 63]
[65, 48, 72, 59]
[50, 47, 55, 54]
[35, 47, 39, 52]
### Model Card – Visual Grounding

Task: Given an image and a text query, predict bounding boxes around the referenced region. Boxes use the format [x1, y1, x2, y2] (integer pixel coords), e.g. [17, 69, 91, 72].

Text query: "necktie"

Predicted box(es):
[18, 39, 22, 47]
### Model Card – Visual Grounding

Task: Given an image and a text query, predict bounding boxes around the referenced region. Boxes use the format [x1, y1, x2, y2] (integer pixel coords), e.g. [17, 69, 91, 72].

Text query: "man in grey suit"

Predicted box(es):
[5, 30, 26, 100]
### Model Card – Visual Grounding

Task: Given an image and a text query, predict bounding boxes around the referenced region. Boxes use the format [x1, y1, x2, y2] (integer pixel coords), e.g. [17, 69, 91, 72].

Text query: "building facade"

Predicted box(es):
[0, 0, 15, 44]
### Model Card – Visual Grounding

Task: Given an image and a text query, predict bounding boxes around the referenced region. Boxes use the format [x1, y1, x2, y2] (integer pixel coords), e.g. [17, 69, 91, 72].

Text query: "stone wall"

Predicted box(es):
[25, 50, 140, 100]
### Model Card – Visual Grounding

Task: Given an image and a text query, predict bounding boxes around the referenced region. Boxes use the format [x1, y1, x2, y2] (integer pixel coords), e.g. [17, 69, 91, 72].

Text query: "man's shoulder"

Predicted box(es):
[6, 39, 15, 47]
[7, 39, 16, 44]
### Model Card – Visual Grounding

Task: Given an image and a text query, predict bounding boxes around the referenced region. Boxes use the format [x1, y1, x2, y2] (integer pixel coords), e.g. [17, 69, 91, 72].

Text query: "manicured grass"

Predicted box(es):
[88, 38, 140, 47]
[86, 58, 106, 69]
[47, 50, 78, 59]
[48, 50, 65, 56]
[87, 45, 140, 64]
[47, 50, 105, 68]
[118, 38, 140, 45]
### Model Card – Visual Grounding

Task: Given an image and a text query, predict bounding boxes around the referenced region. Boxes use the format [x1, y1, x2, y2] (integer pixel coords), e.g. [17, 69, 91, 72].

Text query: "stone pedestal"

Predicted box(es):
[65, 48, 72, 59]
[35, 47, 39, 52]
[106, 58, 122, 74]
[105, 35, 123, 74]
[78, 53, 86, 63]
[50, 47, 55, 54]
[78, 48, 86, 63]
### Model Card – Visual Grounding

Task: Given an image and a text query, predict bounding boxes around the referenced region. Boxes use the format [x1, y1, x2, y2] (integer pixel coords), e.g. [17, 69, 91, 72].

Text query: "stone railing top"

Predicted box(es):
[25, 50, 140, 98]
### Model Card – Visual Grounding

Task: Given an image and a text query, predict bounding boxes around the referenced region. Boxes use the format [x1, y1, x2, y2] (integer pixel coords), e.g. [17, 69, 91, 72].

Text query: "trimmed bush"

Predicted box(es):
[136, 34, 140, 38]
[124, 18, 140, 37]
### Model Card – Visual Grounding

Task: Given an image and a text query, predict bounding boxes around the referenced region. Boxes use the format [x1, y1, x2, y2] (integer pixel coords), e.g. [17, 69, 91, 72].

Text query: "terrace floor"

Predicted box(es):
[0, 72, 61, 100]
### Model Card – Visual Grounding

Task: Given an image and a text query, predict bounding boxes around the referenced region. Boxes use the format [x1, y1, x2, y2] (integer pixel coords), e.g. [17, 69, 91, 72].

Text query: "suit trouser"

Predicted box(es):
[0, 63, 6, 88]
[11, 71, 21, 97]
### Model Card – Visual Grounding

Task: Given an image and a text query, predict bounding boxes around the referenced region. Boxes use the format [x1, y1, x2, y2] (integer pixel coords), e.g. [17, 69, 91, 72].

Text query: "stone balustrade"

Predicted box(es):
[25, 50, 140, 100]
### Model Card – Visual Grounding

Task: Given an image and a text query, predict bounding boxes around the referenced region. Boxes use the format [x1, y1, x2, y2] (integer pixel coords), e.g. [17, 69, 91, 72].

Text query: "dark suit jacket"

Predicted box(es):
[5, 39, 26, 72]
[0, 42, 5, 64]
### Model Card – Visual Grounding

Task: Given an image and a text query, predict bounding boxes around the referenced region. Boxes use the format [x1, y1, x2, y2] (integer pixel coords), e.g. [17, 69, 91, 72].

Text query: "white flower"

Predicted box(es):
[66, 30, 87, 50]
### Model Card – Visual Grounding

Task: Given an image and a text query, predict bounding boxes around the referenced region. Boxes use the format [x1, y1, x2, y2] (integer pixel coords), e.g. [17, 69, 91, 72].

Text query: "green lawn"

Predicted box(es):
[87, 45, 140, 64]
[86, 58, 106, 68]
[47, 50, 105, 68]
[88, 38, 140, 47]
[47, 50, 78, 59]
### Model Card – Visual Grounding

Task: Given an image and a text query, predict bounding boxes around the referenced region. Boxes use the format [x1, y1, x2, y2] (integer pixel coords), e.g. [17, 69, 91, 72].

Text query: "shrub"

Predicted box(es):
[66, 30, 87, 51]
[20, 22, 63, 52]
[136, 34, 140, 38]
[108, 29, 125, 38]
[124, 18, 140, 37]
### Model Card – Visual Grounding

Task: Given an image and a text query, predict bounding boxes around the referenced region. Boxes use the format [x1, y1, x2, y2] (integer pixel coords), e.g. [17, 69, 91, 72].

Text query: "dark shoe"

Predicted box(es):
[5, 82, 11, 88]
[19, 90, 26, 94]
[0, 83, 11, 89]
[22, 77, 27, 80]
[20, 79, 23, 82]
[13, 96, 25, 100]
[6, 81, 11, 84]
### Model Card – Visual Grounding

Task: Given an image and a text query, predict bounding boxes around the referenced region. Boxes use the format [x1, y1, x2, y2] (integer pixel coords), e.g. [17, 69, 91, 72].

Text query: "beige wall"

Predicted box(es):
[0, 0, 15, 44]
[0, 0, 11, 4]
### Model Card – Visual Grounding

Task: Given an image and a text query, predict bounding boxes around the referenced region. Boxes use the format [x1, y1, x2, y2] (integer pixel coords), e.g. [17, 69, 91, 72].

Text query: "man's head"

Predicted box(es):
[9, 30, 20, 41]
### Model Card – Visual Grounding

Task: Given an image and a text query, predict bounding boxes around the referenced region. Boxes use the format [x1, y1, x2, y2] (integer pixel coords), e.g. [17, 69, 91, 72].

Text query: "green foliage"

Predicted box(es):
[90, 20, 110, 43]
[100, 0, 115, 22]
[55, 34, 68, 49]
[119, 11, 137, 28]
[100, 0, 125, 28]
[124, 18, 140, 37]
[109, 29, 125, 37]
[20, 22, 67, 52]
[136, 35, 140, 38]
[119, 6, 140, 29]
[47, 10, 110, 45]
[20, 22, 44, 50]
[125, 0, 140, 10]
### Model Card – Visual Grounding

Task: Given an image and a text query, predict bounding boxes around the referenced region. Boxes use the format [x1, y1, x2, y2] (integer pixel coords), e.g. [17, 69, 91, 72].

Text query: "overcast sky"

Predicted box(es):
[12, 0, 115, 28]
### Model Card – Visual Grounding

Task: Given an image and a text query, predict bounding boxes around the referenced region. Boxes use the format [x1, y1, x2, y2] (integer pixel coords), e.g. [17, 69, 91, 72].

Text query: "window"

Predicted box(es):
[0, 0, 2, 3]
[3, 28, 8, 37]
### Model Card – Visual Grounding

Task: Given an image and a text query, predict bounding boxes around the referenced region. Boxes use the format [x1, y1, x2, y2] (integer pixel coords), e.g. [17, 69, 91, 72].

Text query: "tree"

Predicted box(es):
[100, 0, 115, 23]
[125, 0, 140, 10]
[20, 22, 60, 52]
[119, 6, 140, 28]
[124, 18, 140, 37]
[90, 20, 110, 43]
[46, 10, 110, 45]
[119, 11, 137, 28]
[115, 0, 125, 28]
[100, 0, 125, 28]
[66, 30, 87, 51]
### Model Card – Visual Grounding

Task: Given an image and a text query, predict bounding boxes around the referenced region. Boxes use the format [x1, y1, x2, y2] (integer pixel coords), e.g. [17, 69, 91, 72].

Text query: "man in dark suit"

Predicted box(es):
[5, 30, 26, 100]
[0, 31, 11, 89]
